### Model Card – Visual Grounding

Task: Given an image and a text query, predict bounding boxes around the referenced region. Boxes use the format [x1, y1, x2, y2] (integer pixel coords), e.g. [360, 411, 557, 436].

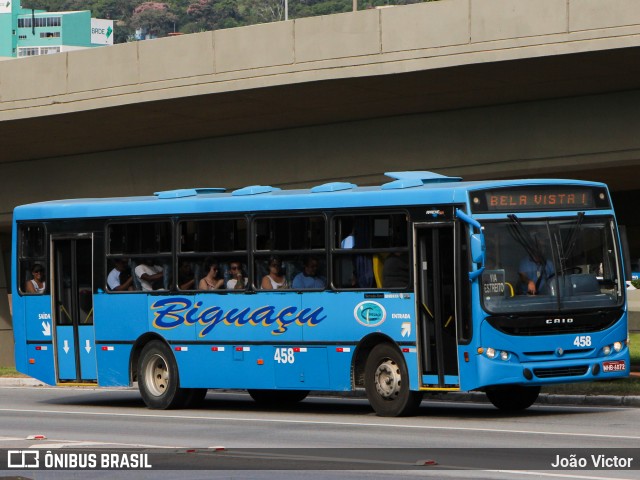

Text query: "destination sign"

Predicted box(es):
[470, 186, 610, 213]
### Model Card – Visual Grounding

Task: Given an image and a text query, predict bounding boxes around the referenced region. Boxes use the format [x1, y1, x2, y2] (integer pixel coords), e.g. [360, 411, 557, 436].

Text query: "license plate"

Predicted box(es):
[602, 360, 626, 372]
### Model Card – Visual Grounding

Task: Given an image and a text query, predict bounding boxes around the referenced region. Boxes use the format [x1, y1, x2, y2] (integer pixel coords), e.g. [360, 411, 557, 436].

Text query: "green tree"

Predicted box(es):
[186, 0, 241, 31]
[21, 1, 74, 10]
[242, 0, 285, 24]
[130, 2, 179, 38]
[290, 0, 351, 19]
[91, 0, 142, 19]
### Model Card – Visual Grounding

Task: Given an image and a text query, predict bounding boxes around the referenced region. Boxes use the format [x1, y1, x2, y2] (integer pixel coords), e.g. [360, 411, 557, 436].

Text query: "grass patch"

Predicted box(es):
[0, 366, 26, 377]
[543, 378, 640, 396]
[630, 332, 640, 367]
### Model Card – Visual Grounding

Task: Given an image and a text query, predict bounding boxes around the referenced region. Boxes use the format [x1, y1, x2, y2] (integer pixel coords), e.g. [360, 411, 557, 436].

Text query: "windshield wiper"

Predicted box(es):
[559, 212, 585, 271]
[507, 214, 547, 265]
[508, 215, 558, 301]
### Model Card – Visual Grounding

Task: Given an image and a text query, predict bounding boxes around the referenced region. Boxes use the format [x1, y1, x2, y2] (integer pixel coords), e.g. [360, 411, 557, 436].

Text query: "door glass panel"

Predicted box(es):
[77, 240, 93, 325]
[55, 242, 73, 326]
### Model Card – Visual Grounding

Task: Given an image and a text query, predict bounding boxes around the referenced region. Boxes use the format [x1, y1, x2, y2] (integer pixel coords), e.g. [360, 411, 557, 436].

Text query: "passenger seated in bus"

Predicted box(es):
[518, 252, 554, 295]
[198, 258, 224, 291]
[119, 268, 134, 291]
[107, 258, 133, 292]
[134, 259, 164, 291]
[226, 261, 247, 290]
[292, 256, 325, 289]
[176, 261, 195, 290]
[25, 264, 46, 294]
[382, 252, 409, 288]
[341, 232, 355, 249]
[261, 255, 289, 290]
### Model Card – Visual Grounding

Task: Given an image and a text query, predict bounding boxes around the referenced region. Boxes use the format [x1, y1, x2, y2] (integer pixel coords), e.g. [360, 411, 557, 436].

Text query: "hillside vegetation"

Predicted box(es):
[23, 0, 429, 43]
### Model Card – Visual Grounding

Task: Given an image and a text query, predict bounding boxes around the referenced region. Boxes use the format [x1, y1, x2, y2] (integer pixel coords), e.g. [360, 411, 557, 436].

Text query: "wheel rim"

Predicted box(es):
[374, 358, 402, 399]
[145, 353, 169, 397]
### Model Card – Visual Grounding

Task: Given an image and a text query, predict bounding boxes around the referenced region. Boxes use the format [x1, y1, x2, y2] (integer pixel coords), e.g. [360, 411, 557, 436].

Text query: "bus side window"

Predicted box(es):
[108, 221, 172, 293]
[18, 224, 47, 295]
[332, 213, 410, 290]
[177, 218, 248, 292]
[253, 216, 326, 291]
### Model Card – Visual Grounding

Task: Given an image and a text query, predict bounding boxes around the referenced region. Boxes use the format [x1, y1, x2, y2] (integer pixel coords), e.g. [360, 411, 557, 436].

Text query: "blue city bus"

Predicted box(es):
[11, 172, 630, 416]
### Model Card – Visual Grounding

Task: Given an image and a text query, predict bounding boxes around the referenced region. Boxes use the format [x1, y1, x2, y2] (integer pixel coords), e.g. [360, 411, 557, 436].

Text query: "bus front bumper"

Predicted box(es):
[471, 349, 630, 389]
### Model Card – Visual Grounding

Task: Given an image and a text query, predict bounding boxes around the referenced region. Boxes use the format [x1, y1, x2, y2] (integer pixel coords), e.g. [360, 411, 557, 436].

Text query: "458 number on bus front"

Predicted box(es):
[573, 335, 592, 347]
[274, 348, 295, 364]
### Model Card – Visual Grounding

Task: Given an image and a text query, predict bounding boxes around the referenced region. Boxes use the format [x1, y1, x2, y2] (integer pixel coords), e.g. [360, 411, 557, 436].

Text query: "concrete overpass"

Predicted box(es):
[1, 0, 640, 364]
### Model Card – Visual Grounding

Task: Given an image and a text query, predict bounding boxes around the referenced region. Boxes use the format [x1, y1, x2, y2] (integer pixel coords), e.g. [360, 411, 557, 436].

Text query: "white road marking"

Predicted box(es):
[486, 470, 638, 480]
[0, 407, 638, 440]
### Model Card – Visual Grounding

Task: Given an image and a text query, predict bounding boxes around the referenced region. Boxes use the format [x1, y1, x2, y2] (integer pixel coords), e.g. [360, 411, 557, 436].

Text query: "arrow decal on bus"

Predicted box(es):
[401, 322, 411, 337]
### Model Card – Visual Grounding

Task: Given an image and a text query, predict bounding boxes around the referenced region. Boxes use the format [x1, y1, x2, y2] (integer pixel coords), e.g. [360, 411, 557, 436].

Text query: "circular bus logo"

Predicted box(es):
[354, 301, 386, 327]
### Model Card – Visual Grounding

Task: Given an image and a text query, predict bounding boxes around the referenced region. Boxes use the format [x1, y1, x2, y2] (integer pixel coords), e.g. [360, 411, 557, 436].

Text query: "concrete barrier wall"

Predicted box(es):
[2, 0, 640, 109]
[628, 290, 640, 332]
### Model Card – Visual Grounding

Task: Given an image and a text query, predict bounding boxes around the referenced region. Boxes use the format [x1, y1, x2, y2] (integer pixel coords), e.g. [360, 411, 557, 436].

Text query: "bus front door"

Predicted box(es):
[52, 236, 97, 384]
[415, 224, 460, 388]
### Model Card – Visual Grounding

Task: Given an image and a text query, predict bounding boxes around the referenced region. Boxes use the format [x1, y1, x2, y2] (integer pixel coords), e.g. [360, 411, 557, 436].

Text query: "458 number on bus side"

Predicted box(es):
[573, 335, 592, 347]
[274, 348, 295, 364]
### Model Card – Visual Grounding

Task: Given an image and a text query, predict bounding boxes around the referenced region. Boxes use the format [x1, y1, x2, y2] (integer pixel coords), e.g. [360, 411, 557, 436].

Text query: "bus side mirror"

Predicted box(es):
[454, 209, 485, 281]
[471, 233, 485, 264]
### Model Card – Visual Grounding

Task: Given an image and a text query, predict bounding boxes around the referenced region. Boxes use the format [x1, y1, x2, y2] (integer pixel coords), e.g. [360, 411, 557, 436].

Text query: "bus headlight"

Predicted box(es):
[613, 341, 623, 352]
[500, 351, 509, 361]
[603, 345, 611, 356]
[486, 347, 496, 359]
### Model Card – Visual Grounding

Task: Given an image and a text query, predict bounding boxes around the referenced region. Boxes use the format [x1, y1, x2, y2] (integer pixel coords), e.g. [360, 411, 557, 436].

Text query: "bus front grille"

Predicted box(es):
[533, 366, 589, 378]
[523, 348, 593, 357]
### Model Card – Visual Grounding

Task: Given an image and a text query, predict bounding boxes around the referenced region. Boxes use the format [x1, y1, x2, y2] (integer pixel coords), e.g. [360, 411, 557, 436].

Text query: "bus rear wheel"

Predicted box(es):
[248, 389, 309, 406]
[364, 344, 423, 417]
[138, 341, 187, 409]
[485, 385, 541, 411]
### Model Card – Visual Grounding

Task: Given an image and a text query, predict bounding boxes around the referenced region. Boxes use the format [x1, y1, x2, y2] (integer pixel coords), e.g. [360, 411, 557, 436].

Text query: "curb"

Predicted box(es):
[1, 377, 639, 407]
[0, 377, 45, 387]
[434, 391, 640, 407]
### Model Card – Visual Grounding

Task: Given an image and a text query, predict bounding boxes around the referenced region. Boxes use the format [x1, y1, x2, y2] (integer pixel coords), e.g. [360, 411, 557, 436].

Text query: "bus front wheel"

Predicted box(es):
[364, 344, 423, 417]
[485, 385, 541, 411]
[138, 341, 187, 409]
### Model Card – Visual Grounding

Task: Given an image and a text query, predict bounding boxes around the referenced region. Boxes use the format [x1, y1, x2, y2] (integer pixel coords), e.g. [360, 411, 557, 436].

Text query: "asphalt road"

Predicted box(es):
[0, 386, 638, 480]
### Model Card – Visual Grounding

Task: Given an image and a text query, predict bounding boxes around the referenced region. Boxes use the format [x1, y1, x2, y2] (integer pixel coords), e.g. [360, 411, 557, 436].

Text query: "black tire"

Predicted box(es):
[247, 389, 309, 406]
[486, 385, 541, 411]
[138, 341, 188, 409]
[364, 343, 423, 417]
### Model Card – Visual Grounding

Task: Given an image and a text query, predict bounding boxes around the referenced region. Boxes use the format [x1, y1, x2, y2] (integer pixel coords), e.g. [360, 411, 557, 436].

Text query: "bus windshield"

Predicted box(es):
[481, 216, 623, 314]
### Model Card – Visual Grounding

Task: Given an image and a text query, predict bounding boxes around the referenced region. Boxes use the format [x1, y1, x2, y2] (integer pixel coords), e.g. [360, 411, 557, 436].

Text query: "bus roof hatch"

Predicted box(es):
[382, 171, 462, 190]
[311, 182, 357, 193]
[154, 188, 226, 199]
[232, 185, 281, 196]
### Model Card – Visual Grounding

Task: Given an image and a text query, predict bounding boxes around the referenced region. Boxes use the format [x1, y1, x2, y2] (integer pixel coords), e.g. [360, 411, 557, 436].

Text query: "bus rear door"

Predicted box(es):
[52, 235, 97, 384]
